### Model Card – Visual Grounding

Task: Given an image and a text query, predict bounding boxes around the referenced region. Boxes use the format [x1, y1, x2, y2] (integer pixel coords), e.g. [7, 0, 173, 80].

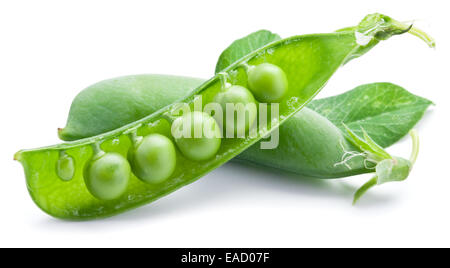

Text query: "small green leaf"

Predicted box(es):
[343, 124, 391, 161]
[361, 128, 391, 159]
[353, 158, 411, 205]
[376, 157, 411, 185]
[308, 82, 433, 148]
[215, 30, 281, 73]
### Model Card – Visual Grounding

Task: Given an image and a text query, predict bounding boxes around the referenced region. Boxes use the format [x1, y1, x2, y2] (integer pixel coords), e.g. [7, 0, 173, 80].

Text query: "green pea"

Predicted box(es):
[247, 63, 288, 103]
[172, 111, 221, 161]
[214, 85, 257, 137]
[84, 152, 130, 200]
[129, 134, 176, 184]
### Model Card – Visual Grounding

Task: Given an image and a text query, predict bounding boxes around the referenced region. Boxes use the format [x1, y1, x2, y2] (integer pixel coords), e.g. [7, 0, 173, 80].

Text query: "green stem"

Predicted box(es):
[353, 175, 378, 205]
[408, 25, 436, 48]
[217, 72, 231, 90]
[127, 131, 142, 147]
[91, 142, 105, 158]
[238, 62, 251, 72]
[385, 17, 436, 47]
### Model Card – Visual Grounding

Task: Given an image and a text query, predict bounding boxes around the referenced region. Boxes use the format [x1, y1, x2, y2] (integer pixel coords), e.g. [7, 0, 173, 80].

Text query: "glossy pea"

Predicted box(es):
[128, 134, 176, 184]
[213, 85, 257, 137]
[84, 152, 130, 201]
[172, 111, 222, 161]
[247, 63, 288, 103]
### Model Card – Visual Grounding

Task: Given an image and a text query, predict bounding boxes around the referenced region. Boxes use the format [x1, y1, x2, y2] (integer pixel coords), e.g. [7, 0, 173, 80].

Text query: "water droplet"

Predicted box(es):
[168, 102, 190, 117]
[266, 48, 275, 55]
[56, 152, 75, 181]
[287, 97, 299, 108]
[355, 31, 373, 46]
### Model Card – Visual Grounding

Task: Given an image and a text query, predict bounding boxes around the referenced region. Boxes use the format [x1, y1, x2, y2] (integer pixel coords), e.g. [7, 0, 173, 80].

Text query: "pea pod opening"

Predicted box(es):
[15, 13, 432, 219]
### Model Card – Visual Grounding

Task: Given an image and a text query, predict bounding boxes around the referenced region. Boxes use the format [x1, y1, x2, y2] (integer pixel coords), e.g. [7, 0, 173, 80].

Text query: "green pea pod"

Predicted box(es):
[16, 13, 430, 219]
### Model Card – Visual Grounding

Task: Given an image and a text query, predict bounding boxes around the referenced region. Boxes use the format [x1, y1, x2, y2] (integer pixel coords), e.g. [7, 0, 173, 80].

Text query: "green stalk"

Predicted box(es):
[353, 176, 378, 205]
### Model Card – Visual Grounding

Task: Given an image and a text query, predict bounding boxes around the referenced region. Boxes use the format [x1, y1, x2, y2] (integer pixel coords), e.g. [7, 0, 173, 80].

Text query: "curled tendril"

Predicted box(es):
[334, 140, 368, 169]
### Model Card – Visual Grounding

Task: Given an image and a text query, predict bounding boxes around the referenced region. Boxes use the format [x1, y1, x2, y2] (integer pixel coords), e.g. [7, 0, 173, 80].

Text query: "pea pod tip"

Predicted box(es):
[14, 151, 22, 162]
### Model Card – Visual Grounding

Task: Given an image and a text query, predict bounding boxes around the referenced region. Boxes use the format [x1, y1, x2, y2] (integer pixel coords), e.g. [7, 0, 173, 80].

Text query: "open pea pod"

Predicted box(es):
[15, 13, 425, 219]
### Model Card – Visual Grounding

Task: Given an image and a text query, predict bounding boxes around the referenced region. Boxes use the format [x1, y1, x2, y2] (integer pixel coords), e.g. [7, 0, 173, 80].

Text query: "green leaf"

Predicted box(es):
[215, 30, 281, 74]
[308, 82, 433, 148]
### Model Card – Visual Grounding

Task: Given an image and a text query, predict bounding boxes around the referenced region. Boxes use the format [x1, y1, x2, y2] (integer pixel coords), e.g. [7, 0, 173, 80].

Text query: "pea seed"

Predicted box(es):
[172, 111, 221, 161]
[214, 85, 257, 137]
[84, 152, 130, 200]
[247, 63, 288, 103]
[129, 134, 176, 184]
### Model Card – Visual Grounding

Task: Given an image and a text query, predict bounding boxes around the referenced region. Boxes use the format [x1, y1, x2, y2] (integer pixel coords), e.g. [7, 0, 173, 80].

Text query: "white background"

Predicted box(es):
[1, 0, 448, 248]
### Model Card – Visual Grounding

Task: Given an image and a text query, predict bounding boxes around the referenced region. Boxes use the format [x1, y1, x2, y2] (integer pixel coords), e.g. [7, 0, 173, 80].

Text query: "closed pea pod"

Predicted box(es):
[238, 108, 370, 178]
[15, 14, 432, 219]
